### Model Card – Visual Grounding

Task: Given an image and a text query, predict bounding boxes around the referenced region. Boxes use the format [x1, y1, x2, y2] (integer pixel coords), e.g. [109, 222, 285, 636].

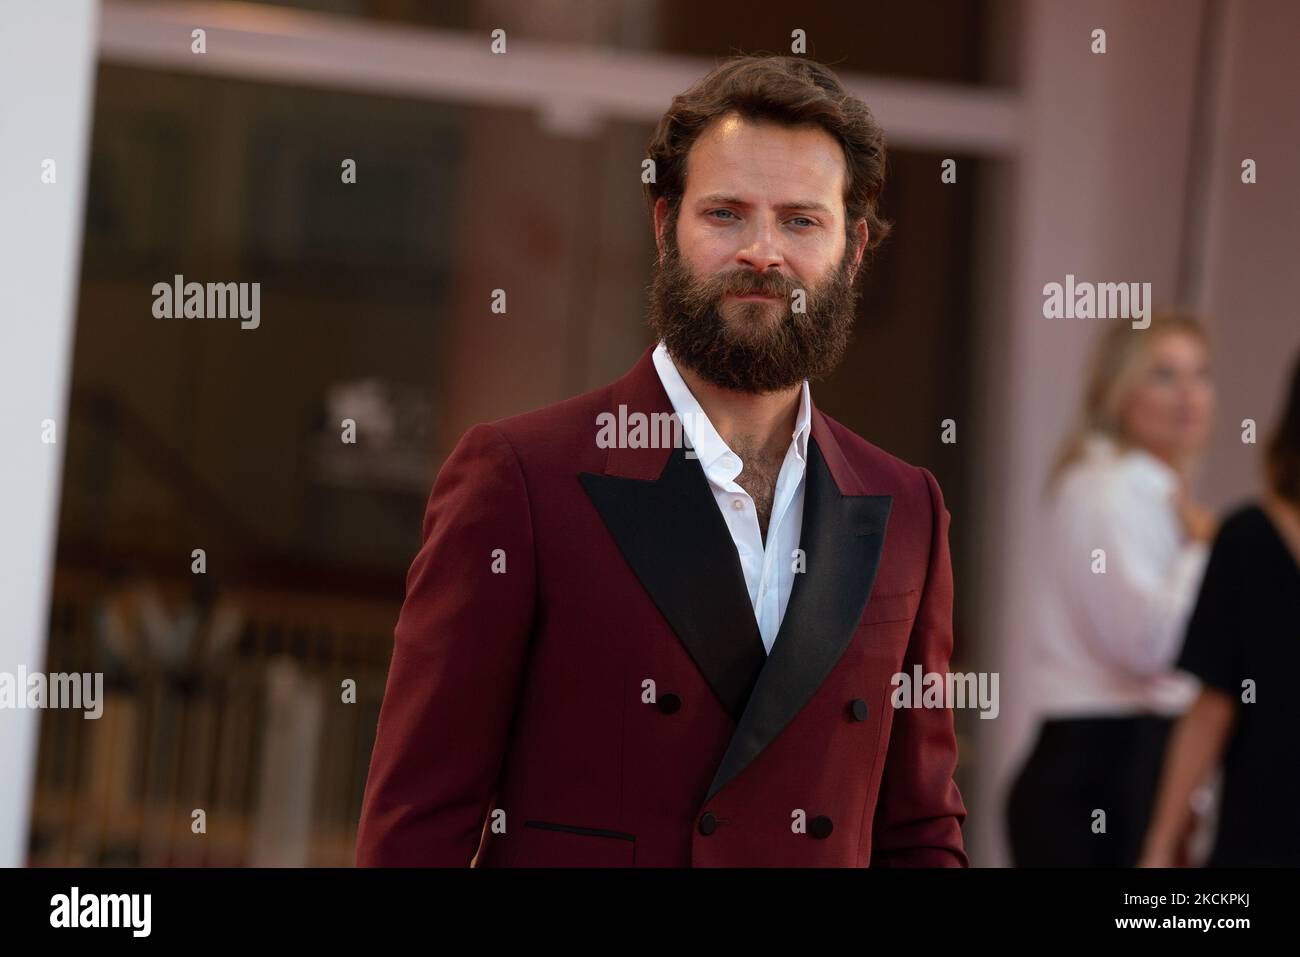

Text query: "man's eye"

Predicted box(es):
[706, 209, 815, 227]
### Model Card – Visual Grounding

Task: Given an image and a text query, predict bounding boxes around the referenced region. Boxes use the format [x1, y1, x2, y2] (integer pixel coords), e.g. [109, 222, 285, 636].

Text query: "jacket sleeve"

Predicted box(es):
[355, 423, 537, 866]
[869, 466, 970, 867]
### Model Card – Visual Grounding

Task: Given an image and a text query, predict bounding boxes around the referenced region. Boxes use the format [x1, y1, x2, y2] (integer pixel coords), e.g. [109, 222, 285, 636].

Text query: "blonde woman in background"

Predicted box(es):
[1006, 311, 1217, 866]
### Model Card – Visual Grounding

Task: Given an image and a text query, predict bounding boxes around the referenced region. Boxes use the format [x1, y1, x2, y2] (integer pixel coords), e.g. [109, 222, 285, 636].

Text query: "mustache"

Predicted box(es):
[712, 270, 797, 299]
[686, 265, 795, 299]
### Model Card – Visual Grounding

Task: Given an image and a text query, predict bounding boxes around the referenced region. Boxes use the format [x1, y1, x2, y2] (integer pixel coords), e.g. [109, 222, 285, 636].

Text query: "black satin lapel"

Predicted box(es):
[579, 444, 766, 723]
[705, 436, 892, 801]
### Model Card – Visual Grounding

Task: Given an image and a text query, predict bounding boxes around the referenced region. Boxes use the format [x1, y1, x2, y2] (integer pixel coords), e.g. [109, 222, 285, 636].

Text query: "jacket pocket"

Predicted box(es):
[859, 587, 921, 626]
[516, 820, 636, 867]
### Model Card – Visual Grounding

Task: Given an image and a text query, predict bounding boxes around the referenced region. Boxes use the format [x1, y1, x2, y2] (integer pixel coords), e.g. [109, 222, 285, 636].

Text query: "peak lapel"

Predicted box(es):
[705, 415, 893, 802]
[578, 347, 767, 722]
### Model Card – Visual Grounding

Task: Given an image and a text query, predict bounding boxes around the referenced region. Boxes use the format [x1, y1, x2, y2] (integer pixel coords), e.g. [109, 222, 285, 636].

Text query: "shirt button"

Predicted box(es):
[810, 815, 834, 839]
[698, 812, 718, 836]
[731, 499, 744, 510]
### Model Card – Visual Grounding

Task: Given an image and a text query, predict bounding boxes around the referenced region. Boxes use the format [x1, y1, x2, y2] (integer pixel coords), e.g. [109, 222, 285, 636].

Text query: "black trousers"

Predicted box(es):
[1006, 715, 1173, 867]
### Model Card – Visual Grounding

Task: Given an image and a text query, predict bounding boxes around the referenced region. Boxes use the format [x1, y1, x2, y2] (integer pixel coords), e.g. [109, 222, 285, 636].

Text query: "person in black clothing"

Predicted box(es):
[1140, 349, 1300, 867]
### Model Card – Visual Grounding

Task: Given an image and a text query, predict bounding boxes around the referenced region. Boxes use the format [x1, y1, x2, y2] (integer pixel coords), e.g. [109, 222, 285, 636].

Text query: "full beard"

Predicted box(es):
[646, 229, 861, 394]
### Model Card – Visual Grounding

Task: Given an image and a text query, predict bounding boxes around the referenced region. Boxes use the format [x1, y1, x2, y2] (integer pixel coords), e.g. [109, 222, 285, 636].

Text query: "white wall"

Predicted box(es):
[1196, 0, 1300, 508]
[972, 0, 1300, 866]
[969, 0, 1207, 866]
[0, 0, 100, 867]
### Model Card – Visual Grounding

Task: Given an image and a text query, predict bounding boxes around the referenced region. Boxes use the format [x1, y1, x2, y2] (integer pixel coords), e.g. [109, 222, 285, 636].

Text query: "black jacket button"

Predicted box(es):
[810, 815, 834, 839]
[658, 692, 681, 714]
[850, 698, 869, 721]
[698, 812, 718, 836]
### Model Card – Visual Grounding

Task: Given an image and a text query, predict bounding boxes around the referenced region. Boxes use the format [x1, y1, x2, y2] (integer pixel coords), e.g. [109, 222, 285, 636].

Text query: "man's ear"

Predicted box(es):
[849, 217, 869, 282]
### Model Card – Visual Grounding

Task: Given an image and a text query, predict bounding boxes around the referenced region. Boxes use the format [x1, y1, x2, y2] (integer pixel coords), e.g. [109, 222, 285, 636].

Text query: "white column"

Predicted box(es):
[0, 0, 100, 867]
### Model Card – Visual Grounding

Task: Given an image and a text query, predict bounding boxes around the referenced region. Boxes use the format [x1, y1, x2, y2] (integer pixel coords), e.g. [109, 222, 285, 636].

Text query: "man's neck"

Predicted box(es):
[676, 364, 803, 461]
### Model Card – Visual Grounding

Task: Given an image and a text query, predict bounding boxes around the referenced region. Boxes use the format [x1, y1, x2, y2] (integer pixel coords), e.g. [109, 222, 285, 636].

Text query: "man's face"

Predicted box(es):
[648, 112, 867, 394]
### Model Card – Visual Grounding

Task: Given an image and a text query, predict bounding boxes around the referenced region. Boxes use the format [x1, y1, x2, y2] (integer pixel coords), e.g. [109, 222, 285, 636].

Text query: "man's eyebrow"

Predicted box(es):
[695, 193, 834, 215]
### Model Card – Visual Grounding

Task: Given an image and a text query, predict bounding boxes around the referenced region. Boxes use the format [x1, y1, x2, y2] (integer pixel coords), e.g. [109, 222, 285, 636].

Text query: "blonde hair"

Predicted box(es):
[1045, 309, 1211, 493]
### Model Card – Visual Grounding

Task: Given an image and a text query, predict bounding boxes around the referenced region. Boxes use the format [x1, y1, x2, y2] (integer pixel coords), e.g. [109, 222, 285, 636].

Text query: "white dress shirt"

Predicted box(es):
[1031, 432, 1209, 717]
[651, 340, 811, 655]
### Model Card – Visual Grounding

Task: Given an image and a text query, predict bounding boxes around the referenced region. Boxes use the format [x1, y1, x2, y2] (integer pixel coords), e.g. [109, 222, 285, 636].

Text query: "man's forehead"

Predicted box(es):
[683, 113, 846, 209]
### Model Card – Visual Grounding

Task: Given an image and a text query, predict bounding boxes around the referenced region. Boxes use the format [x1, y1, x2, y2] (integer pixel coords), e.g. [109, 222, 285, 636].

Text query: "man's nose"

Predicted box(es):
[735, 219, 784, 273]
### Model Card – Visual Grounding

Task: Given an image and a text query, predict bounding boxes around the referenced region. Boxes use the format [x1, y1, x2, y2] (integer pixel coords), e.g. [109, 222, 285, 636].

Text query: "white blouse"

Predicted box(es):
[1031, 433, 1210, 718]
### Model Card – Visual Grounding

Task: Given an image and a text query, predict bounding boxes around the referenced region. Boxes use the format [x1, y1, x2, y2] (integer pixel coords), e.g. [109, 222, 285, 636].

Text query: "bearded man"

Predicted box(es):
[357, 54, 969, 868]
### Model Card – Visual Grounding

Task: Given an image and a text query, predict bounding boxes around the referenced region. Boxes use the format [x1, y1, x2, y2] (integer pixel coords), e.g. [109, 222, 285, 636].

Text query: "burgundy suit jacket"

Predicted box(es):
[356, 345, 968, 866]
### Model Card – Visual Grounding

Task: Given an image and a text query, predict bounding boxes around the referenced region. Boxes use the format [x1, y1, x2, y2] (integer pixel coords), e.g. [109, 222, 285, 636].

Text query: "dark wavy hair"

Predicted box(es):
[643, 54, 892, 261]
[1266, 349, 1300, 507]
